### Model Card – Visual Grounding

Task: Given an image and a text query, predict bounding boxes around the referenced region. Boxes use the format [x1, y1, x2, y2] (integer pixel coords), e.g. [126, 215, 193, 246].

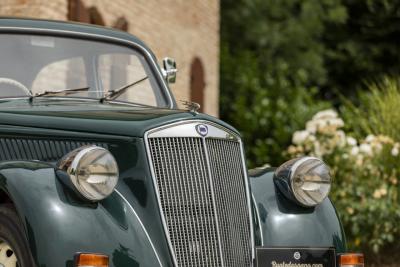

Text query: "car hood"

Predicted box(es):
[0, 99, 237, 137]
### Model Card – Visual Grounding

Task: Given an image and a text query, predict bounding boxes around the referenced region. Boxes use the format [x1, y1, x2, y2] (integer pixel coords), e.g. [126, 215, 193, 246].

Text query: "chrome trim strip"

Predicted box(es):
[114, 189, 163, 267]
[239, 137, 256, 262]
[252, 194, 264, 246]
[0, 26, 175, 108]
[147, 121, 239, 139]
[144, 119, 255, 266]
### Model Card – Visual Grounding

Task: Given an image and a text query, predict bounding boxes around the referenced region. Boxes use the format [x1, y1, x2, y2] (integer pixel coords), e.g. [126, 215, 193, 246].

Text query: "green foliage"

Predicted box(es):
[220, 0, 400, 167]
[342, 77, 400, 141]
[323, 1, 400, 98]
[221, 0, 337, 167]
[220, 0, 400, 264]
[221, 0, 348, 87]
[287, 109, 400, 263]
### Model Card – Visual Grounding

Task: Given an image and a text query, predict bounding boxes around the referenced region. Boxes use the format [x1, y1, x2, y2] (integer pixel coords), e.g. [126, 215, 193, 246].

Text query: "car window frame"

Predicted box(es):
[95, 51, 165, 107]
[0, 26, 175, 109]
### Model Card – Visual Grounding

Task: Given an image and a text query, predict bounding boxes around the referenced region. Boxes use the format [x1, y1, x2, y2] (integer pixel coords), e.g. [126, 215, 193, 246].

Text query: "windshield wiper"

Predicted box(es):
[100, 76, 149, 102]
[29, 86, 90, 102]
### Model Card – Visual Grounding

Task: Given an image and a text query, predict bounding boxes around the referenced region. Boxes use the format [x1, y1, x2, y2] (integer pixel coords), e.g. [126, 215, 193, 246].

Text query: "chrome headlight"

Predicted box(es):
[274, 157, 331, 207]
[57, 146, 119, 201]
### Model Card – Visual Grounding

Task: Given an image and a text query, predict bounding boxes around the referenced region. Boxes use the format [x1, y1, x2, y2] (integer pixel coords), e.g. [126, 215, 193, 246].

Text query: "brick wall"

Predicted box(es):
[0, 0, 68, 20]
[0, 0, 220, 116]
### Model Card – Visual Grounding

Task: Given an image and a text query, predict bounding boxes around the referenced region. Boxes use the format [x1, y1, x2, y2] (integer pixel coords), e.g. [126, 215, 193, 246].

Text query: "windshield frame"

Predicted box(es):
[0, 25, 176, 109]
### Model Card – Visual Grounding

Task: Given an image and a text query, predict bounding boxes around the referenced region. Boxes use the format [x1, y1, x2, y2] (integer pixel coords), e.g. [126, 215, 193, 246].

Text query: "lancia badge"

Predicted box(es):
[196, 124, 208, 137]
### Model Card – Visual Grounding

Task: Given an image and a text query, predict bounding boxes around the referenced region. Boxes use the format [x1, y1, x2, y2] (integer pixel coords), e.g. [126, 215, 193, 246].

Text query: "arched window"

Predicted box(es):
[68, 1, 105, 27]
[190, 57, 205, 112]
[87, 6, 105, 26]
[113, 17, 129, 32]
[68, 1, 129, 32]
[68, 0, 89, 23]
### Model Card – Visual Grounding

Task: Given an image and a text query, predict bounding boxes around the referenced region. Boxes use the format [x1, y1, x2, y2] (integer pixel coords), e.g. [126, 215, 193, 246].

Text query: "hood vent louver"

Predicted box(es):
[0, 138, 108, 162]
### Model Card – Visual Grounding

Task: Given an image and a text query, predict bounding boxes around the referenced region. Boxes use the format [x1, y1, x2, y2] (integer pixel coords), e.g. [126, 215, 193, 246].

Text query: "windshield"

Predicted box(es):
[0, 34, 169, 107]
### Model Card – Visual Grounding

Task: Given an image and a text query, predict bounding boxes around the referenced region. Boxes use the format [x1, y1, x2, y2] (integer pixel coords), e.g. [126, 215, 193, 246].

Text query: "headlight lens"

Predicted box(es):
[275, 157, 331, 207]
[58, 146, 119, 201]
[290, 157, 331, 206]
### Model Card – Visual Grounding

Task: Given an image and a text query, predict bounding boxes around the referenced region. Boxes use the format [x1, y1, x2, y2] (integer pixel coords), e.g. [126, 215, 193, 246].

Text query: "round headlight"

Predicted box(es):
[275, 157, 331, 207]
[57, 146, 119, 201]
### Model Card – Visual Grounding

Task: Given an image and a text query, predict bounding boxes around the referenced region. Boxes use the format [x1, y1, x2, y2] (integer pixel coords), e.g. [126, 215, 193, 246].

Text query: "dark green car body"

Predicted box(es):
[0, 18, 346, 267]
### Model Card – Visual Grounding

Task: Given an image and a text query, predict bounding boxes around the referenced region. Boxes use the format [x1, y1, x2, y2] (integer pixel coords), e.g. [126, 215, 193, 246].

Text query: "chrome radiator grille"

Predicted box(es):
[146, 121, 253, 267]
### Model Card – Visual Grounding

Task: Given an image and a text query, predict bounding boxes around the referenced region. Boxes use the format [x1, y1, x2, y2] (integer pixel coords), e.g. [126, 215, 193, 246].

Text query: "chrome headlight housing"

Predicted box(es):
[57, 146, 119, 201]
[274, 157, 331, 207]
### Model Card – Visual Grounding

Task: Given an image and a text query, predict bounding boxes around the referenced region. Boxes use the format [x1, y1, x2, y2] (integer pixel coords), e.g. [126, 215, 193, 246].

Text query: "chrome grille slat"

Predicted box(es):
[181, 138, 196, 266]
[147, 122, 253, 267]
[195, 138, 218, 266]
[206, 139, 252, 266]
[190, 138, 211, 265]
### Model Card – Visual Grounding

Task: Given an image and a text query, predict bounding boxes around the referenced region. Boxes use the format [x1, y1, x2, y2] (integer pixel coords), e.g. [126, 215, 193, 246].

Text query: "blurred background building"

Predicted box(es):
[0, 0, 220, 116]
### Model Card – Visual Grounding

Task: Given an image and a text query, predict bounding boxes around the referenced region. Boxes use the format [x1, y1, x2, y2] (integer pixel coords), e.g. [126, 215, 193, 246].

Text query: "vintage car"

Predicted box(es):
[0, 18, 363, 267]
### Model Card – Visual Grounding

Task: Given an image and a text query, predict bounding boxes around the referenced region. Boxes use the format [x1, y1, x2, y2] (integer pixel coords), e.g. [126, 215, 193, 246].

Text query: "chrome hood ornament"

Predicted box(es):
[180, 100, 201, 114]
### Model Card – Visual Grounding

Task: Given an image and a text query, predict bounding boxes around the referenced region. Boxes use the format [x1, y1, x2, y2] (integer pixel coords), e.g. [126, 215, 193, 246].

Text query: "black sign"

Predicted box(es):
[256, 247, 336, 267]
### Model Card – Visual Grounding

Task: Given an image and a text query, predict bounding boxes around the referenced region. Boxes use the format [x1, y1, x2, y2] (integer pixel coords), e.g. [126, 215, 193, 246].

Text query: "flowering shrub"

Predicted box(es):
[287, 109, 400, 255]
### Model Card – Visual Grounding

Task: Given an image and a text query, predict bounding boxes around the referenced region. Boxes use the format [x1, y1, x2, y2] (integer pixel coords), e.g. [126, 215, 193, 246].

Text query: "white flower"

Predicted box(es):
[312, 109, 338, 120]
[308, 117, 344, 135]
[373, 188, 388, 199]
[373, 189, 382, 199]
[350, 146, 359, 156]
[292, 130, 310, 145]
[373, 142, 383, 153]
[347, 137, 357, 146]
[313, 141, 323, 158]
[308, 135, 316, 142]
[365, 134, 376, 143]
[392, 146, 399, 157]
[346, 207, 354, 215]
[306, 120, 318, 133]
[308, 118, 341, 134]
[360, 143, 373, 155]
[327, 118, 344, 128]
[380, 188, 388, 196]
[335, 130, 346, 147]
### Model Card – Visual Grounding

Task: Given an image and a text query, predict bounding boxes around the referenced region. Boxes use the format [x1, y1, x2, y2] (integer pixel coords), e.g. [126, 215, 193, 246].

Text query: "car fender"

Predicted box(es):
[0, 161, 164, 267]
[249, 168, 347, 253]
